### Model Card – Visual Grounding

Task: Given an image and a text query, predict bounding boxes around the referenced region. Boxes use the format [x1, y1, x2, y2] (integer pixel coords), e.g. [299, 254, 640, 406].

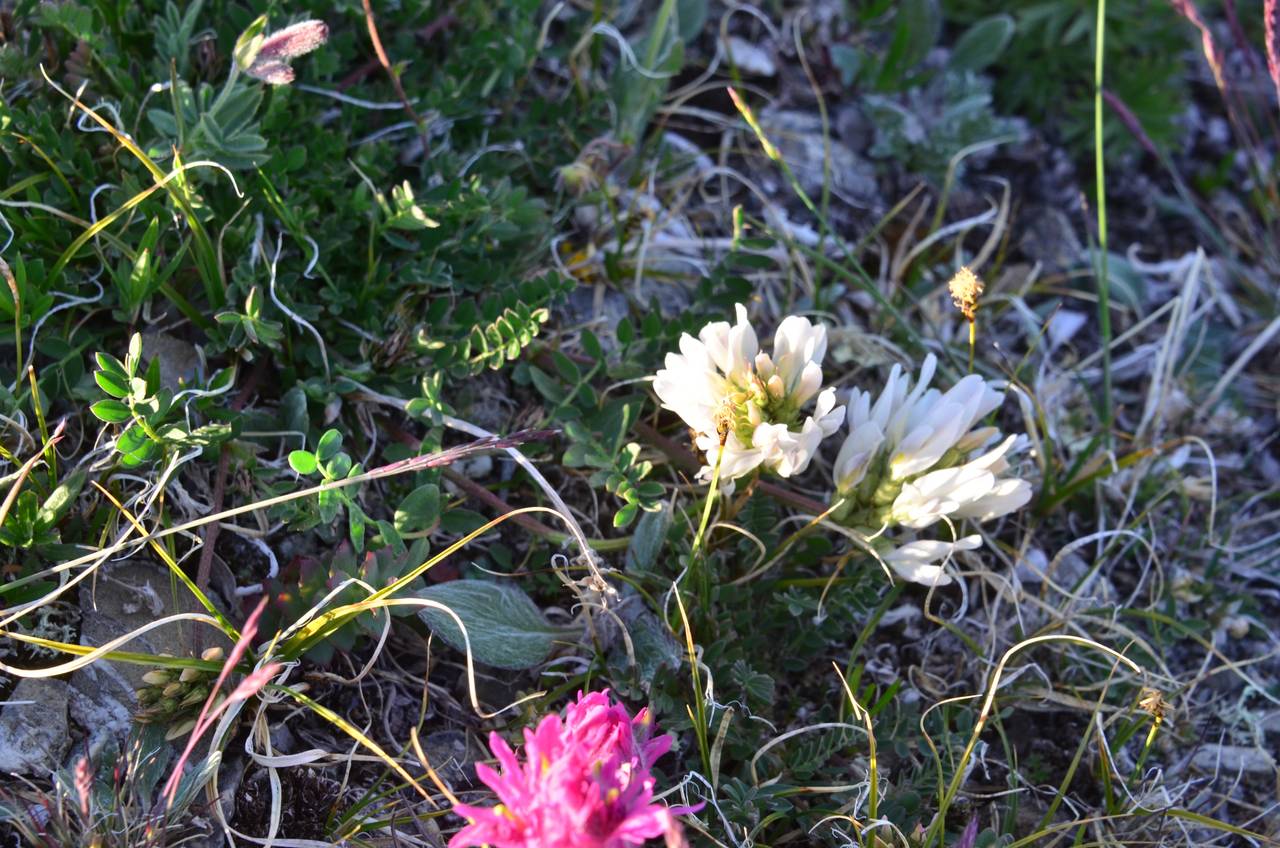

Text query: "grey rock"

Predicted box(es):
[1189, 744, 1276, 776]
[834, 103, 874, 153]
[758, 108, 879, 205]
[72, 561, 226, 749]
[1018, 206, 1084, 272]
[724, 36, 776, 77]
[77, 560, 229, 693]
[68, 666, 134, 752]
[419, 729, 478, 787]
[141, 332, 201, 393]
[0, 677, 71, 773]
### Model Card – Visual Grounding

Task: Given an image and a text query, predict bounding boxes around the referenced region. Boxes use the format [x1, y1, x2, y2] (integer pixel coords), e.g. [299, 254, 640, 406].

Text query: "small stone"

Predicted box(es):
[141, 332, 201, 393]
[835, 103, 874, 152]
[1047, 310, 1089, 349]
[757, 108, 879, 205]
[0, 678, 71, 773]
[724, 36, 776, 77]
[72, 561, 231, 749]
[419, 729, 477, 786]
[1189, 744, 1276, 776]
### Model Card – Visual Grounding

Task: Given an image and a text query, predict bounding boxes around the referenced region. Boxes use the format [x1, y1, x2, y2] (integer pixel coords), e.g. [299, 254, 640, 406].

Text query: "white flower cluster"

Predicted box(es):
[653, 304, 843, 484]
[832, 354, 1032, 586]
[654, 306, 1032, 587]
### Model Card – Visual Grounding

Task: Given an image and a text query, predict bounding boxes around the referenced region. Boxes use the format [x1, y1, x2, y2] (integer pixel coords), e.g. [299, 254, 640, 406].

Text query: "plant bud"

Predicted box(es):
[180, 687, 209, 708]
[141, 670, 171, 686]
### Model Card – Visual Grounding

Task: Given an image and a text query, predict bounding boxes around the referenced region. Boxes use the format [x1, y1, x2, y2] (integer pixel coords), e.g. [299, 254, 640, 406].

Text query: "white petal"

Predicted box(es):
[812, 389, 845, 435]
[891, 402, 968, 479]
[954, 425, 999, 453]
[700, 305, 758, 380]
[754, 420, 827, 477]
[834, 420, 884, 491]
[696, 432, 764, 481]
[869, 363, 908, 431]
[845, 389, 872, 430]
[891, 466, 995, 529]
[882, 535, 982, 586]
[967, 434, 1020, 471]
[791, 361, 824, 407]
[773, 315, 827, 368]
[653, 348, 728, 435]
[754, 352, 775, 381]
[950, 478, 1033, 521]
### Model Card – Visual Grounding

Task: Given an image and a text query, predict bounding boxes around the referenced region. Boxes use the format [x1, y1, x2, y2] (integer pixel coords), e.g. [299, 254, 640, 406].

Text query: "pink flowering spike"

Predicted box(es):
[245, 20, 328, 85]
[1169, 0, 1227, 95]
[1268, 0, 1280, 108]
[162, 597, 272, 807]
[448, 690, 702, 848]
[224, 662, 283, 704]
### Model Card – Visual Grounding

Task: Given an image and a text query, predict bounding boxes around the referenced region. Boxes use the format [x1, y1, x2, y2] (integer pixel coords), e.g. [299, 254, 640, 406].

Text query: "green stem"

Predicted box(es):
[1094, 0, 1113, 442]
[26, 367, 54, 482]
[689, 441, 725, 610]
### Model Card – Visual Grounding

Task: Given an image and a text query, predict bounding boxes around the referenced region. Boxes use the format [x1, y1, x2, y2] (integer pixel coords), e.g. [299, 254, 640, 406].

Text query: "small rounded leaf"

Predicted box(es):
[288, 450, 318, 475]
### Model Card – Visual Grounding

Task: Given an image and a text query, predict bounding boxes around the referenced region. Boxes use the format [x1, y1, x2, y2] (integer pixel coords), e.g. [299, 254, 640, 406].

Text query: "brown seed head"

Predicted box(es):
[1137, 687, 1168, 722]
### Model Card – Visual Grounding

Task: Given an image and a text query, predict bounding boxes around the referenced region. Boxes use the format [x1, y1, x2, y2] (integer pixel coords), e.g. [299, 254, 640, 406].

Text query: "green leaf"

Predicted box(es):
[116, 424, 157, 468]
[348, 507, 366, 552]
[324, 453, 352, 479]
[623, 605, 682, 693]
[126, 332, 143, 375]
[416, 581, 564, 670]
[831, 44, 863, 87]
[36, 471, 86, 531]
[289, 450, 318, 474]
[172, 422, 235, 447]
[395, 483, 441, 534]
[94, 370, 130, 399]
[316, 429, 343, 462]
[317, 488, 341, 524]
[528, 366, 565, 403]
[625, 502, 671, 572]
[94, 352, 128, 378]
[949, 15, 1015, 73]
[617, 318, 635, 345]
[876, 0, 939, 89]
[280, 386, 309, 435]
[613, 502, 638, 528]
[90, 399, 132, 423]
[613, 0, 684, 145]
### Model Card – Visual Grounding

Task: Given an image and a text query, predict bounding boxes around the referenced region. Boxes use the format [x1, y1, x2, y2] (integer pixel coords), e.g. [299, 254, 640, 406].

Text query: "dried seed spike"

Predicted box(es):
[1138, 687, 1169, 722]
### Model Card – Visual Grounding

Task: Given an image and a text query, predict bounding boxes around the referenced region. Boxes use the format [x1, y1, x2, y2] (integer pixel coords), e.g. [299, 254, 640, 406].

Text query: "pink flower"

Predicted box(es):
[245, 20, 329, 85]
[450, 690, 701, 848]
